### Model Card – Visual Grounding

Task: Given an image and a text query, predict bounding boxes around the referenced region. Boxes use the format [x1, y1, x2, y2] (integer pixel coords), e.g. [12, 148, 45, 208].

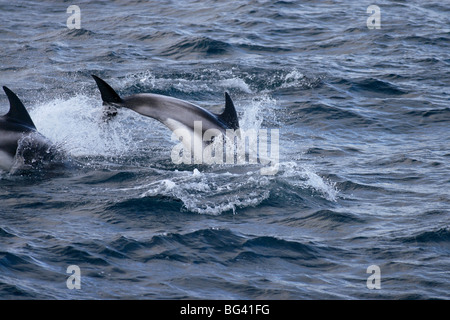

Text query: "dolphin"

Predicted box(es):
[0, 86, 62, 173]
[91, 75, 240, 158]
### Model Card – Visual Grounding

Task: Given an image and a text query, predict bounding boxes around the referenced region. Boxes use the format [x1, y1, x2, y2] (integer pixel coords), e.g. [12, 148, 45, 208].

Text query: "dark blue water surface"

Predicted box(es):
[0, 0, 449, 299]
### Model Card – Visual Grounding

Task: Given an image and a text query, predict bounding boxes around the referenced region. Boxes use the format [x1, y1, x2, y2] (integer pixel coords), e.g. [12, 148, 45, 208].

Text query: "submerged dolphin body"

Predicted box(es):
[91, 75, 240, 155]
[0, 87, 62, 173]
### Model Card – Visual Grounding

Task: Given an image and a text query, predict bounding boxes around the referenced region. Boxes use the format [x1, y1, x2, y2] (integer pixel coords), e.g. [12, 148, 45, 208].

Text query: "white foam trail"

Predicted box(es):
[281, 69, 306, 89]
[123, 70, 157, 88]
[239, 95, 277, 130]
[140, 168, 271, 215]
[29, 94, 160, 158]
[218, 77, 253, 94]
[118, 69, 254, 95]
[134, 161, 337, 215]
[279, 161, 338, 202]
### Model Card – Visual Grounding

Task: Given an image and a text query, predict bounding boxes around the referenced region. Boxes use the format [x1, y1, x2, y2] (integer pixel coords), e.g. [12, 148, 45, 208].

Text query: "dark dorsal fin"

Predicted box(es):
[218, 92, 239, 130]
[91, 75, 123, 104]
[3, 86, 36, 129]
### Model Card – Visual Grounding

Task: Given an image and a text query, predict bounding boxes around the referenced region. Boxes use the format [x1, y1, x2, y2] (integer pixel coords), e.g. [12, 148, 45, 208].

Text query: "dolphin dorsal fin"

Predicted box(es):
[92, 75, 123, 104]
[3, 86, 36, 129]
[218, 92, 239, 130]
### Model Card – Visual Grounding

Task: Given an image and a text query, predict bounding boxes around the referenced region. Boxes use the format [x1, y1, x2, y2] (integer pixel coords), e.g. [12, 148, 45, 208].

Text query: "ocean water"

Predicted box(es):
[0, 0, 449, 300]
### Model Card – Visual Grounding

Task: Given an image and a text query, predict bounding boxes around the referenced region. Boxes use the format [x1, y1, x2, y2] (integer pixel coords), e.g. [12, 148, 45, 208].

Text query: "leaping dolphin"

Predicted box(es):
[0, 86, 62, 173]
[91, 75, 240, 156]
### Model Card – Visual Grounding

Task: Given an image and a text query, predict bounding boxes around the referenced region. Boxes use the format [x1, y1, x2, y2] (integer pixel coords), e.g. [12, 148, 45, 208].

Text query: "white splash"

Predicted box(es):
[280, 161, 339, 202]
[29, 94, 154, 158]
[218, 77, 253, 94]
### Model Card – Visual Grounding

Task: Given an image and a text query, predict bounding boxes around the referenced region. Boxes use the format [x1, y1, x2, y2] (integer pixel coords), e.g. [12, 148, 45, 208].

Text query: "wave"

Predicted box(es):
[0, 280, 36, 299]
[161, 37, 235, 59]
[0, 252, 31, 272]
[335, 180, 390, 194]
[116, 168, 273, 215]
[402, 228, 450, 244]
[47, 245, 109, 266]
[292, 103, 374, 128]
[405, 107, 450, 125]
[118, 69, 254, 98]
[29, 28, 97, 43]
[302, 209, 365, 225]
[116, 67, 322, 100]
[103, 160, 338, 216]
[105, 228, 332, 266]
[332, 77, 406, 96]
[0, 227, 17, 238]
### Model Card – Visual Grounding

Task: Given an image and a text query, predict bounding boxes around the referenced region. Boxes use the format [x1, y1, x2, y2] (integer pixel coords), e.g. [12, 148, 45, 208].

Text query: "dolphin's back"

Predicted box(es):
[91, 75, 240, 133]
[124, 93, 230, 133]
